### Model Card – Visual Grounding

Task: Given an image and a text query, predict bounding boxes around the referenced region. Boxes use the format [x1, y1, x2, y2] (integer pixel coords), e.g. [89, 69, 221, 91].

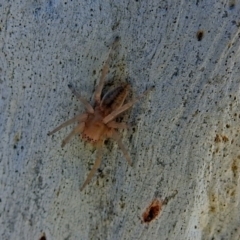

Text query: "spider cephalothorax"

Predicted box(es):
[48, 39, 152, 190]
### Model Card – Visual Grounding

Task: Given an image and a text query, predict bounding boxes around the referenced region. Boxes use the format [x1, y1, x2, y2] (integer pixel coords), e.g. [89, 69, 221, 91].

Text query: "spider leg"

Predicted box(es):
[68, 84, 94, 114]
[94, 60, 109, 104]
[61, 122, 85, 148]
[80, 146, 103, 191]
[111, 130, 132, 166]
[103, 87, 153, 124]
[48, 113, 88, 136]
[107, 121, 130, 129]
[94, 37, 120, 104]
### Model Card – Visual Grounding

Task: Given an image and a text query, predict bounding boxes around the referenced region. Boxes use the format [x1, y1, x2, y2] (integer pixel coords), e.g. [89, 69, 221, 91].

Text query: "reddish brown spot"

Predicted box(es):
[142, 199, 162, 223]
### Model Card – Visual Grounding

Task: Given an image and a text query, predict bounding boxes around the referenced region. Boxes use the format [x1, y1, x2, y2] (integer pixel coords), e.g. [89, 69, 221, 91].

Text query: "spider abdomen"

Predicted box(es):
[101, 84, 130, 113]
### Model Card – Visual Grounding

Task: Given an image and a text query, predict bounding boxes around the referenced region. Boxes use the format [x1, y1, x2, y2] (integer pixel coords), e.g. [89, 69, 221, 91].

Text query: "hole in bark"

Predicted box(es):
[142, 199, 162, 223]
[39, 233, 46, 240]
[229, 0, 235, 9]
[196, 30, 204, 41]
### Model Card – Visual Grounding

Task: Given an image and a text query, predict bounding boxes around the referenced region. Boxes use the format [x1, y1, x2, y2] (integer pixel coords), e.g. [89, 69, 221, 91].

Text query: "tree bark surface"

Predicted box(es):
[1, 1, 240, 240]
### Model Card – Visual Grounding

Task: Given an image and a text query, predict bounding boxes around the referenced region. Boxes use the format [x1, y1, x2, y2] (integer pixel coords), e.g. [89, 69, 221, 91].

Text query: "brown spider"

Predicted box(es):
[48, 41, 152, 191]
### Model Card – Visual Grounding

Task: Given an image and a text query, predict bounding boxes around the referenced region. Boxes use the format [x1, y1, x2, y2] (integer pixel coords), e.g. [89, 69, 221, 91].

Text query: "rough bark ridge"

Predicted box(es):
[1, 1, 240, 240]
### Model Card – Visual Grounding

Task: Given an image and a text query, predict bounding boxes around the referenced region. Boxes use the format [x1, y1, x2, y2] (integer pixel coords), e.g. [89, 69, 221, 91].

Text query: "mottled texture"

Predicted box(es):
[1, 1, 240, 240]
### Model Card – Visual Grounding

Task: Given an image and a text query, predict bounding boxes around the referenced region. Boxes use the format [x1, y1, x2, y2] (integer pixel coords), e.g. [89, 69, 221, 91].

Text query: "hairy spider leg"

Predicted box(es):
[111, 129, 132, 166]
[61, 122, 85, 147]
[103, 87, 153, 124]
[94, 38, 120, 104]
[68, 84, 94, 114]
[48, 113, 88, 136]
[94, 60, 109, 104]
[107, 121, 129, 129]
[80, 146, 103, 191]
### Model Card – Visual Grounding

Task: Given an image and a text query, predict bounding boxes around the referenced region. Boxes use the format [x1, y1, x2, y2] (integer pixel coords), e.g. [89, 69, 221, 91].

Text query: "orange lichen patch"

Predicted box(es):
[208, 193, 217, 213]
[214, 134, 221, 143]
[209, 205, 216, 213]
[214, 134, 229, 143]
[142, 199, 162, 223]
[231, 159, 238, 178]
[222, 135, 229, 142]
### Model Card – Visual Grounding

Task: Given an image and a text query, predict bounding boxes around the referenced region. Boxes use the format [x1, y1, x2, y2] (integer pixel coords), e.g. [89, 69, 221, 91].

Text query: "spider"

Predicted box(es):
[48, 41, 152, 191]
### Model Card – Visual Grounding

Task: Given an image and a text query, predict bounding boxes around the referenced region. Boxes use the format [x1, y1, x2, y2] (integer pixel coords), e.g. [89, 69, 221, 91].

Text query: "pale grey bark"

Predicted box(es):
[1, 1, 240, 240]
